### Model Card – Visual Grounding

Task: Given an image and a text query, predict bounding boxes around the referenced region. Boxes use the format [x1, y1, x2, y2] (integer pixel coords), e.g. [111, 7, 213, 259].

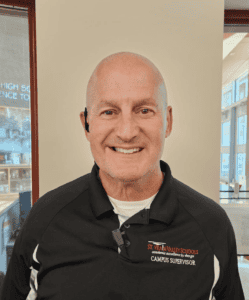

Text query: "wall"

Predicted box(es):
[35, 0, 224, 203]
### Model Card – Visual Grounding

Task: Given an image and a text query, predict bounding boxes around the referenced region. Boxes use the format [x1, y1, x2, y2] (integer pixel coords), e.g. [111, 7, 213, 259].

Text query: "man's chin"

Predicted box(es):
[101, 167, 142, 183]
[114, 174, 141, 183]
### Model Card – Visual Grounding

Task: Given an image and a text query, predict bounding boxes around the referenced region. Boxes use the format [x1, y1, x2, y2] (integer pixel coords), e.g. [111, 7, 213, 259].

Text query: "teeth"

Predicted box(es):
[114, 148, 141, 154]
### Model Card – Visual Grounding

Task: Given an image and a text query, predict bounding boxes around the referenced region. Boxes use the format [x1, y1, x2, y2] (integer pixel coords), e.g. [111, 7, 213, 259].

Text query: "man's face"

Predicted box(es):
[80, 63, 172, 182]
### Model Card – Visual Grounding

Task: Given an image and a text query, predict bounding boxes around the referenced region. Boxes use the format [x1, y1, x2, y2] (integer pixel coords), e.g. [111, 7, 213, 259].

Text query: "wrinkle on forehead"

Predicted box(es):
[86, 52, 167, 116]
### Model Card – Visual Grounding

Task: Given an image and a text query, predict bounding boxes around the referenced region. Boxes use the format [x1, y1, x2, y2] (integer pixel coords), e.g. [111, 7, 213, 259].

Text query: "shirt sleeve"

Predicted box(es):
[0, 225, 32, 300]
[214, 216, 245, 300]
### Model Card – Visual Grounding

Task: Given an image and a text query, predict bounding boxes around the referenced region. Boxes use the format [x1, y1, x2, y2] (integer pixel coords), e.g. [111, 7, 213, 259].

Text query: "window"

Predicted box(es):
[0, 0, 38, 277]
[221, 9, 249, 299]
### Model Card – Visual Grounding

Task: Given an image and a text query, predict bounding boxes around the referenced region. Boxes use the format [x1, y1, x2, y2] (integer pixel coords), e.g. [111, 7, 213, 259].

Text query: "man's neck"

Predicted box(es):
[99, 168, 164, 202]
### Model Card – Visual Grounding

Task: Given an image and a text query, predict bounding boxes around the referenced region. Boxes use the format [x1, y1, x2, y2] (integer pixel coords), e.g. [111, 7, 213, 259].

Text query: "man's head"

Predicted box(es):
[80, 51, 173, 183]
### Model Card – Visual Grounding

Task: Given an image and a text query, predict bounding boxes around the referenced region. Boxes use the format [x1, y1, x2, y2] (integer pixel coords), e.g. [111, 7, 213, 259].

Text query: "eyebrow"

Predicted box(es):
[97, 99, 158, 109]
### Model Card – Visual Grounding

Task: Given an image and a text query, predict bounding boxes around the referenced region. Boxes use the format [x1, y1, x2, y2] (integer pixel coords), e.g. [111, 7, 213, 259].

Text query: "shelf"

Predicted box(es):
[0, 164, 31, 168]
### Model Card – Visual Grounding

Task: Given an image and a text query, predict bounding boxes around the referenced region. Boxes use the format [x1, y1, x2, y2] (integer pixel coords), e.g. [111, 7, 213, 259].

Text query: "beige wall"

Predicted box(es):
[36, 0, 224, 203]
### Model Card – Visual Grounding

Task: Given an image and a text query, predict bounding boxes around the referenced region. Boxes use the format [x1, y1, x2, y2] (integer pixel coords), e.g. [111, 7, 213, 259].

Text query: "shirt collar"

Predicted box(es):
[89, 160, 178, 225]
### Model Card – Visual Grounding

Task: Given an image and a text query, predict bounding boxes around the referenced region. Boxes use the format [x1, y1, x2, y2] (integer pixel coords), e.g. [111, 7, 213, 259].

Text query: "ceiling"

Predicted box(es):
[225, 0, 249, 10]
[222, 35, 249, 87]
[223, 2, 249, 87]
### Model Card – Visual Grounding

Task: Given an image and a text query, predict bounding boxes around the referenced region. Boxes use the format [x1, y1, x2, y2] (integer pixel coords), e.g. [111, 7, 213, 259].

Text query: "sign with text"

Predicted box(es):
[0, 83, 30, 109]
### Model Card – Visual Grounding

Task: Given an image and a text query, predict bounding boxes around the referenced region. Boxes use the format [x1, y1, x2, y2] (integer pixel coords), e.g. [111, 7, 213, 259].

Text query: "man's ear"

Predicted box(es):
[80, 112, 90, 141]
[165, 106, 173, 138]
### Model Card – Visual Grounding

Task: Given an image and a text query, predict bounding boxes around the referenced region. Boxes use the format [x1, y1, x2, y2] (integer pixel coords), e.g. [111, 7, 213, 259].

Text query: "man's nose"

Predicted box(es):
[115, 113, 139, 141]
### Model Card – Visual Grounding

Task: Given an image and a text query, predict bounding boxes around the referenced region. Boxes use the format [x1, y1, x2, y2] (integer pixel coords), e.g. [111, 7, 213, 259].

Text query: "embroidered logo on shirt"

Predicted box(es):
[148, 241, 198, 266]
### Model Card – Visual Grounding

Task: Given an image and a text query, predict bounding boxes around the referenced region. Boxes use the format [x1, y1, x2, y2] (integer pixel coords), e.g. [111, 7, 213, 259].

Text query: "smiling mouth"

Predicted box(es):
[110, 147, 143, 154]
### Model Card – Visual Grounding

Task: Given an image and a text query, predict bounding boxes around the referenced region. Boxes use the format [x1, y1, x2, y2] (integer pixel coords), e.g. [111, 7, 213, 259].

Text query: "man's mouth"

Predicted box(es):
[110, 147, 143, 154]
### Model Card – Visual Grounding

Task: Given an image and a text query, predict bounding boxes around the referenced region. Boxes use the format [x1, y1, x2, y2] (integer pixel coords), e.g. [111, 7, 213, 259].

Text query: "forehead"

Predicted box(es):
[87, 55, 166, 113]
[96, 98, 159, 110]
[96, 66, 158, 97]
[99, 57, 158, 82]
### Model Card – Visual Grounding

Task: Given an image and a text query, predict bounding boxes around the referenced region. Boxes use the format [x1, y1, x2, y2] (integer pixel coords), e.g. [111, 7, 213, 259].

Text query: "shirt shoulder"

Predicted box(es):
[19, 172, 91, 265]
[172, 178, 232, 254]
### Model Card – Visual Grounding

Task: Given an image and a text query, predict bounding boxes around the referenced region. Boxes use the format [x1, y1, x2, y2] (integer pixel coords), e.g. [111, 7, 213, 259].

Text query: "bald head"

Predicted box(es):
[86, 52, 168, 117]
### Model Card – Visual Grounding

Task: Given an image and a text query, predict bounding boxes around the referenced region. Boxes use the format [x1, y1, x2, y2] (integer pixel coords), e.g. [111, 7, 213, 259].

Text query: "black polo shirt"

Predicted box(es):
[1, 160, 245, 300]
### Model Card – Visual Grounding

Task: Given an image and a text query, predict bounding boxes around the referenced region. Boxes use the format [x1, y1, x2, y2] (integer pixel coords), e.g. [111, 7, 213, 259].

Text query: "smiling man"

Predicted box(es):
[1, 52, 245, 300]
[82, 52, 171, 202]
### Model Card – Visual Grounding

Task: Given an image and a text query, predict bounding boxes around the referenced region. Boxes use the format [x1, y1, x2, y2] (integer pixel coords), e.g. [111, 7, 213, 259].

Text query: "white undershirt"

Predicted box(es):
[107, 172, 165, 229]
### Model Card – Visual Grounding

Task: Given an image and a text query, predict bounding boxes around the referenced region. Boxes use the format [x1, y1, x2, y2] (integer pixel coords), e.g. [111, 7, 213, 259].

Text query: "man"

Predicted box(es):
[1, 52, 245, 300]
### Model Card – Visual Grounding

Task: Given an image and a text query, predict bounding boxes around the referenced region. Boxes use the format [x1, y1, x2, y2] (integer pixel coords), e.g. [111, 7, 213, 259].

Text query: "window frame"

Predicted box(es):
[0, 0, 38, 205]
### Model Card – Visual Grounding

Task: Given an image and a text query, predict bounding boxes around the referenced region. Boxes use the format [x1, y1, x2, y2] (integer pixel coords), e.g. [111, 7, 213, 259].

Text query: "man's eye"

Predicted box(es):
[102, 109, 152, 116]
[103, 110, 114, 115]
[140, 109, 152, 114]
